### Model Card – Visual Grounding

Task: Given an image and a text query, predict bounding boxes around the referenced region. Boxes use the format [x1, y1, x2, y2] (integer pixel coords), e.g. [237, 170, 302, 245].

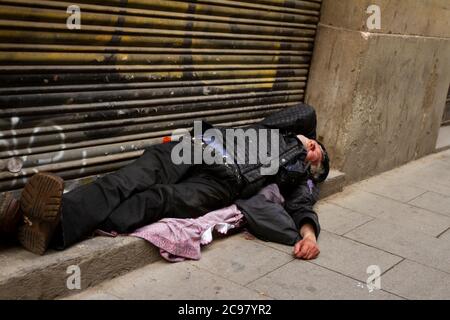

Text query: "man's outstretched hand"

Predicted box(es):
[294, 224, 320, 260]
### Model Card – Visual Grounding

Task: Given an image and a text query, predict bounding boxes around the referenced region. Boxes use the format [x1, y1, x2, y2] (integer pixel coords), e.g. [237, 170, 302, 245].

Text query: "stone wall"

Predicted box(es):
[306, 0, 450, 182]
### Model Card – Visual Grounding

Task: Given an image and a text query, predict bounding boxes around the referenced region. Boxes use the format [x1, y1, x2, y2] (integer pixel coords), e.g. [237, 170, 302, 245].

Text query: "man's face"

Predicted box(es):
[297, 135, 323, 166]
[305, 139, 323, 166]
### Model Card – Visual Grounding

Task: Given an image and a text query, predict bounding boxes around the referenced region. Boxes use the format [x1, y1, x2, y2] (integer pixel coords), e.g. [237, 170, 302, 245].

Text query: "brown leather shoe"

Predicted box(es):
[0, 192, 21, 238]
[18, 173, 64, 255]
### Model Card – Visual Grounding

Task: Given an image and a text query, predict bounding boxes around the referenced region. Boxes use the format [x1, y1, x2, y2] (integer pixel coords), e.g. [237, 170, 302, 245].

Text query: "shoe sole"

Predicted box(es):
[20, 173, 64, 222]
[18, 173, 64, 255]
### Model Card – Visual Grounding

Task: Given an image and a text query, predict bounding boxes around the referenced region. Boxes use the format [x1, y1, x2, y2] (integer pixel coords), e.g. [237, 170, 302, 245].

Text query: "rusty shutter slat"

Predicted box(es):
[0, 0, 321, 191]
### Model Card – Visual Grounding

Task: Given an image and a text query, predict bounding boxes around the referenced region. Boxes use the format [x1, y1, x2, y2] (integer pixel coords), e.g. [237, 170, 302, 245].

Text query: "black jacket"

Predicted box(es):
[201, 103, 324, 187]
[232, 104, 325, 243]
[200, 103, 326, 244]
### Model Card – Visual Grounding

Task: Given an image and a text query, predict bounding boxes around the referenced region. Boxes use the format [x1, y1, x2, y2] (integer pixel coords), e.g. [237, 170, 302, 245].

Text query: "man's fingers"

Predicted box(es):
[294, 242, 301, 254]
[294, 245, 306, 258]
[294, 240, 304, 256]
[297, 243, 310, 259]
[294, 240, 320, 260]
[303, 246, 313, 259]
[305, 250, 316, 260]
[306, 247, 320, 260]
[313, 249, 320, 259]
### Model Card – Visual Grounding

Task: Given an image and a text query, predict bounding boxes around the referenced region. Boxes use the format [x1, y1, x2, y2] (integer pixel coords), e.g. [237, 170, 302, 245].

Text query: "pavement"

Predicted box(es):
[67, 149, 450, 300]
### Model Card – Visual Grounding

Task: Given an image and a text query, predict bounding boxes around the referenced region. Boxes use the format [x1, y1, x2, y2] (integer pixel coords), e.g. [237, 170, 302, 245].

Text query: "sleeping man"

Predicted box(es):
[0, 103, 329, 259]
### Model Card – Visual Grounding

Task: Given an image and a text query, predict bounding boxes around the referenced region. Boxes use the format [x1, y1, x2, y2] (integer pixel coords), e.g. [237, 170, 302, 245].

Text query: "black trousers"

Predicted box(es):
[56, 142, 242, 248]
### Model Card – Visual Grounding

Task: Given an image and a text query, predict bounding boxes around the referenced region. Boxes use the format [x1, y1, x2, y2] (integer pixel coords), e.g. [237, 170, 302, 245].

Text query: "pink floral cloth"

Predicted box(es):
[129, 204, 244, 262]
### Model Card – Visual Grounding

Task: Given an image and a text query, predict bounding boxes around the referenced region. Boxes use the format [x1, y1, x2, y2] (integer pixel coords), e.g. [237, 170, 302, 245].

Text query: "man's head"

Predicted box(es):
[297, 135, 330, 183]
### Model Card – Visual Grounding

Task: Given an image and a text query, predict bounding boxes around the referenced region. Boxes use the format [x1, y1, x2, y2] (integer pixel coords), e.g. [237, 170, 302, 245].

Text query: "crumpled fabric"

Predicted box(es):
[129, 204, 244, 262]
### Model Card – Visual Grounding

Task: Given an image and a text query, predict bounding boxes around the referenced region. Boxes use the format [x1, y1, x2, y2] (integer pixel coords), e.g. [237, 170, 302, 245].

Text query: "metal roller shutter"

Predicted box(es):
[0, 0, 322, 192]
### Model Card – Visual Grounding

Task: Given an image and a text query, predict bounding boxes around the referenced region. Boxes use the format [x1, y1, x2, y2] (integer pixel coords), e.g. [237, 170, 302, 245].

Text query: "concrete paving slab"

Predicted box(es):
[189, 234, 293, 286]
[311, 231, 403, 282]
[353, 163, 450, 198]
[401, 162, 450, 188]
[247, 260, 402, 300]
[355, 179, 426, 203]
[375, 204, 450, 238]
[328, 190, 450, 237]
[68, 261, 270, 300]
[384, 170, 450, 197]
[326, 189, 400, 217]
[438, 228, 450, 241]
[251, 237, 294, 256]
[345, 219, 450, 273]
[359, 151, 450, 190]
[411, 181, 450, 198]
[315, 202, 373, 235]
[436, 157, 450, 169]
[252, 228, 406, 285]
[409, 191, 450, 216]
[381, 260, 450, 300]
